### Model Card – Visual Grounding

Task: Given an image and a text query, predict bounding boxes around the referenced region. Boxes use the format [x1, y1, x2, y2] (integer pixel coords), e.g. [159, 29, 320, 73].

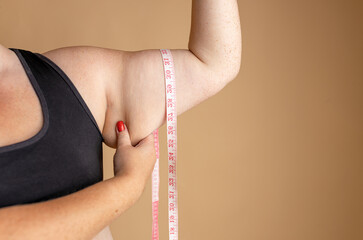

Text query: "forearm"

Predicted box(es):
[0, 176, 143, 240]
[188, 0, 242, 80]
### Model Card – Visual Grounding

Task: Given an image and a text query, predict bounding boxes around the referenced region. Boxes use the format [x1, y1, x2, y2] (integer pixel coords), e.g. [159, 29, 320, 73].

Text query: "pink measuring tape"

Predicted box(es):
[152, 49, 178, 240]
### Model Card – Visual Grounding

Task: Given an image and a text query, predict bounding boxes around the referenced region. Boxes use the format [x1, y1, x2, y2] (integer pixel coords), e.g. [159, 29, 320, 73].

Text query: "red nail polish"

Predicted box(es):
[117, 121, 125, 132]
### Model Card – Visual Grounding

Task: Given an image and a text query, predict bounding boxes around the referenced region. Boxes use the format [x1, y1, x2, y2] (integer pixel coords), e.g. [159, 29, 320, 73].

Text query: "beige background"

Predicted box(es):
[1, 0, 362, 239]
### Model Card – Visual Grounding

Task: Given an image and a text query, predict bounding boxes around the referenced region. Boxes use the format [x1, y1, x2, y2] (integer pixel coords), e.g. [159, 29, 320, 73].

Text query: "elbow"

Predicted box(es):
[207, 57, 241, 96]
[227, 46, 242, 82]
[228, 59, 241, 82]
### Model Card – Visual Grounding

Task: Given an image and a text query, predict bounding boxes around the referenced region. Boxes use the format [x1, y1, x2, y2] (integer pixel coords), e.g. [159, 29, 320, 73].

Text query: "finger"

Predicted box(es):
[115, 121, 131, 148]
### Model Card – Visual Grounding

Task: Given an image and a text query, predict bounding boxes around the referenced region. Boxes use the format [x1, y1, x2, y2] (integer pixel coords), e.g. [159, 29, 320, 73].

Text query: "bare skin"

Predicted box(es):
[0, 0, 241, 239]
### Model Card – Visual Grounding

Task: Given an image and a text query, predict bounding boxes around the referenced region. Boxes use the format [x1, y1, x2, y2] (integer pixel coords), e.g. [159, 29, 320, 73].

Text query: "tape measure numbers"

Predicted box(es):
[152, 49, 178, 240]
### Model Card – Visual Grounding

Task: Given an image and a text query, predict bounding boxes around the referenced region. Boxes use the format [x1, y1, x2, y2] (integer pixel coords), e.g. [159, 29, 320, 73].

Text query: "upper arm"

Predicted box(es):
[110, 49, 228, 146]
[40, 46, 236, 147]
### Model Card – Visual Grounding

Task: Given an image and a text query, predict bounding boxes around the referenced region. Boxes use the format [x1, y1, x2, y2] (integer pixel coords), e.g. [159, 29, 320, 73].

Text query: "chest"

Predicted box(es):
[0, 68, 43, 148]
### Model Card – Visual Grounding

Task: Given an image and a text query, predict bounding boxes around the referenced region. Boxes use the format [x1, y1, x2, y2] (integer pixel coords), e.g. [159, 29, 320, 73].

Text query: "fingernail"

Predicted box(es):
[116, 121, 125, 132]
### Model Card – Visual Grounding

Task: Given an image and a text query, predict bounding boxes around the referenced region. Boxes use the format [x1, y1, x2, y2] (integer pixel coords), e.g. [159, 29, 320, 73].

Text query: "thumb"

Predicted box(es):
[115, 121, 131, 148]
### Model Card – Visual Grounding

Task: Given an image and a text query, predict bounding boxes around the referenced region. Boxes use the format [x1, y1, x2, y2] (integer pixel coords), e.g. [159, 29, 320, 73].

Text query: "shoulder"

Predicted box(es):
[40, 45, 126, 81]
[39, 45, 127, 147]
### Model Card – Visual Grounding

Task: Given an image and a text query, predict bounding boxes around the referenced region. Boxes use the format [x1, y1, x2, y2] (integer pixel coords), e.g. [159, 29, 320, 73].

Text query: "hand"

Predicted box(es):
[113, 121, 157, 187]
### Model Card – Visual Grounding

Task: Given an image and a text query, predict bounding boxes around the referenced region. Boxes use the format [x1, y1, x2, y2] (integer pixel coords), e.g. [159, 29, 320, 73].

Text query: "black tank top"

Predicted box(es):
[0, 48, 104, 208]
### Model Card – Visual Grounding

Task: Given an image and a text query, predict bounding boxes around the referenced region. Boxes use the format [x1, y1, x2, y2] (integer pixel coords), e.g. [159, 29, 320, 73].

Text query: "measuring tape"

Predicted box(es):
[152, 49, 178, 240]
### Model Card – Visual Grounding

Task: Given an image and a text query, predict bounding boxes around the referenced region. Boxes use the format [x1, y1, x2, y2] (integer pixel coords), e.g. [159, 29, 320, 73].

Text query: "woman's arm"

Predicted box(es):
[0, 176, 139, 240]
[119, 0, 242, 145]
[189, 0, 242, 82]
[121, 0, 242, 145]
[41, 0, 242, 147]
[0, 122, 156, 240]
